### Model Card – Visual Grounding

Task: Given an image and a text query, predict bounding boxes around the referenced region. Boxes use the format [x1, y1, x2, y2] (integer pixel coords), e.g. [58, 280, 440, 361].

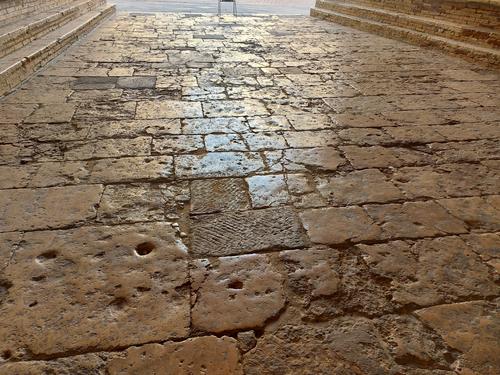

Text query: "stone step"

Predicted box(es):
[0, 4, 115, 96]
[0, 0, 75, 22]
[0, 0, 107, 59]
[315, 0, 500, 49]
[311, 7, 500, 67]
[317, 0, 500, 28]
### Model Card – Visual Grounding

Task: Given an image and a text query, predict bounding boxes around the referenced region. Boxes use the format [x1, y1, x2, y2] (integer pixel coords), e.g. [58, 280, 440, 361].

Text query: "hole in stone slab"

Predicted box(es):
[135, 242, 155, 256]
[31, 275, 46, 282]
[1, 350, 12, 360]
[109, 297, 127, 309]
[228, 280, 243, 289]
[37, 250, 58, 261]
[137, 286, 151, 293]
[28, 301, 38, 308]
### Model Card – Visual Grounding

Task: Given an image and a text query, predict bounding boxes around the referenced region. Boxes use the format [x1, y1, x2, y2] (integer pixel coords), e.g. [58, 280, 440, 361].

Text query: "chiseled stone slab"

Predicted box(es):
[190, 178, 250, 214]
[191, 254, 285, 332]
[190, 206, 306, 256]
[0, 223, 189, 357]
[0, 185, 104, 232]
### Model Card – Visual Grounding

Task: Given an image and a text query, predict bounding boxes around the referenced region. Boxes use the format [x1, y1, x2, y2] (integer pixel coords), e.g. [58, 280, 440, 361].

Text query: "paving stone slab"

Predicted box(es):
[190, 206, 307, 256]
[190, 178, 250, 214]
[0, 223, 189, 357]
[0, 185, 103, 232]
[191, 254, 285, 332]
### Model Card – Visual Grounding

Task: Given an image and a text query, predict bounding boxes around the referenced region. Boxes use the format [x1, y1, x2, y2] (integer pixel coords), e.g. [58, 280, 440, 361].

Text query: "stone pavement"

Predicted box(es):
[0, 12, 499, 375]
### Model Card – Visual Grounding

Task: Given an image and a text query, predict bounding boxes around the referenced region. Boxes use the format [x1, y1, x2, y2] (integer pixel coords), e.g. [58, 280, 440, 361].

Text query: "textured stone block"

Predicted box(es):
[190, 206, 306, 256]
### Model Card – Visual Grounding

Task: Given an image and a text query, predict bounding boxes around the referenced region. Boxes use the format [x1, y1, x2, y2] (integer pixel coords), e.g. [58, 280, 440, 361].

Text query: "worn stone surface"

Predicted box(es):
[300, 207, 381, 244]
[0, 185, 103, 232]
[0, 223, 189, 357]
[358, 236, 498, 306]
[191, 254, 285, 332]
[107, 336, 242, 374]
[416, 300, 500, 375]
[0, 10, 499, 375]
[191, 206, 306, 256]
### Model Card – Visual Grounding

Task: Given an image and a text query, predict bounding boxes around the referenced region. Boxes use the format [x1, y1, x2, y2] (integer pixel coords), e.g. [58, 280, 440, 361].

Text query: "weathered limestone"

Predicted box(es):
[0, 11, 499, 375]
[0, 223, 189, 358]
[0, 0, 115, 95]
[311, 0, 500, 66]
[191, 254, 286, 332]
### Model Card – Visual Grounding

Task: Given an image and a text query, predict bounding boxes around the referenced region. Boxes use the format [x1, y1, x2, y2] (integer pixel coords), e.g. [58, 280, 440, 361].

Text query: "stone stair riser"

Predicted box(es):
[316, 0, 500, 28]
[0, 0, 107, 59]
[316, 0, 500, 48]
[0, 5, 115, 96]
[311, 8, 500, 67]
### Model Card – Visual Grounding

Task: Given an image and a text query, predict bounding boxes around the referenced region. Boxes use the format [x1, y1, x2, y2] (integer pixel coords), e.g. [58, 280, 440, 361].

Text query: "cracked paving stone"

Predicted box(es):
[190, 206, 306, 257]
[246, 174, 290, 208]
[202, 99, 269, 117]
[300, 206, 381, 245]
[282, 147, 345, 172]
[0, 185, 103, 232]
[416, 300, 500, 375]
[248, 115, 292, 132]
[25, 103, 76, 123]
[0, 156, 173, 189]
[364, 201, 468, 239]
[2, 335, 242, 375]
[136, 100, 202, 119]
[0, 104, 37, 123]
[204, 134, 248, 152]
[341, 145, 433, 169]
[391, 164, 498, 199]
[107, 336, 242, 375]
[317, 169, 404, 206]
[152, 135, 204, 154]
[182, 117, 250, 134]
[0, 223, 189, 357]
[190, 178, 250, 214]
[97, 183, 189, 224]
[437, 196, 500, 231]
[461, 233, 500, 272]
[191, 254, 285, 333]
[243, 318, 399, 375]
[357, 236, 498, 306]
[175, 151, 265, 178]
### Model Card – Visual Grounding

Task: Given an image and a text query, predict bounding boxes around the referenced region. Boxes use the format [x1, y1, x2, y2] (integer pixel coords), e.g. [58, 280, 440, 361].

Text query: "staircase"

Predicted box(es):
[311, 0, 500, 67]
[0, 0, 115, 96]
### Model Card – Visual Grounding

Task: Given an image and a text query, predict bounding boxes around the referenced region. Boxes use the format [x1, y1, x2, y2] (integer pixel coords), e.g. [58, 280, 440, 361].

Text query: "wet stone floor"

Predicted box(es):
[0, 12, 500, 375]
